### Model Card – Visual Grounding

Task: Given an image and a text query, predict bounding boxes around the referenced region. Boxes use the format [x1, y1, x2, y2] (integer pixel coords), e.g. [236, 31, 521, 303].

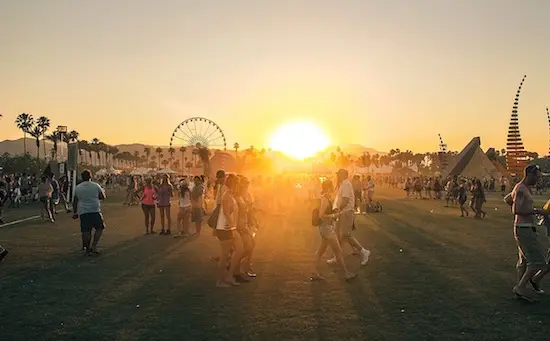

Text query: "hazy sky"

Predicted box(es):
[1, 0, 549, 154]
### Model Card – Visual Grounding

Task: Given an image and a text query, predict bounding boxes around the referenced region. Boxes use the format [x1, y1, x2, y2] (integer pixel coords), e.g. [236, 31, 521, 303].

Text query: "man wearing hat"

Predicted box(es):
[327, 168, 371, 266]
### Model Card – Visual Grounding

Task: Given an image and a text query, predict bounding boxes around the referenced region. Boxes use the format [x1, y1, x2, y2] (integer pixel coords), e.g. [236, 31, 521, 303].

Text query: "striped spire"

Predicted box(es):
[438, 133, 448, 171]
[546, 107, 550, 156]
[505, 75, 528, 177]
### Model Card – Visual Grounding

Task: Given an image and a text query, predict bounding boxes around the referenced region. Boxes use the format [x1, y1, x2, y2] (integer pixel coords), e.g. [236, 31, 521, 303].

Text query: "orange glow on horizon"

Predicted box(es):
[269, 122, 330, 160]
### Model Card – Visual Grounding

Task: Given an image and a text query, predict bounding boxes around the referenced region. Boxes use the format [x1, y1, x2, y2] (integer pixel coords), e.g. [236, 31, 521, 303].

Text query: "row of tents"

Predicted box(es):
[95, 167, 178, 176]
[311, 137, 509, 180]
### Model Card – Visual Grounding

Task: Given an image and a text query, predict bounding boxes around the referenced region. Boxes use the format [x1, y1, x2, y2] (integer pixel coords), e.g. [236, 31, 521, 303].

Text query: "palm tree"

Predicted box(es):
[179, 147, 186, 173]
[133, 151, 140, 166]
[161, 159, 169, 168]
[197, 147, 211, 177]
[109, 146, 119, 167]
[168, 147, 175, 161]
[144, 147, 151, 165]
[91, 138, 100, 166]
[15, 113, 34, 155]
[36, 116, 51, 158]
[29, 125, 44, 160]
[67, 130, 79, 143]
[185, 161, 193, 173]
[46, 132, 59, 160]
[172, 159, 180, 171]
[233, 142, 240, 159]
[155, 147, 162, 161]
[158, 153, 164, 169]
[79, 140, 89, 164]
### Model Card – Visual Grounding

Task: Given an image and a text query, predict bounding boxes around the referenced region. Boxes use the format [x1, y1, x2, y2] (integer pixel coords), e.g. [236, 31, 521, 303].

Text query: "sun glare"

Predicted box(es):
[270, 122, 330, 160]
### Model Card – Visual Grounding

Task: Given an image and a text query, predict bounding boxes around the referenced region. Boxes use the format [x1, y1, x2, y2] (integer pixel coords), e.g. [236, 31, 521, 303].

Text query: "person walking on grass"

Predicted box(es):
[190, 176, 204, 236]
[157, 175, 173, 236]
[457, 180, 469, 217]
[312, 179, 357, 282]
[326, 169, 370, 266]
[38, 176, 54, 223]
[0, 183, 6, 225]
[140, 178, 157, 235]
[507, 165, 548, 302]
[72, 170, 106, 256]
[175, 179, 192, 238]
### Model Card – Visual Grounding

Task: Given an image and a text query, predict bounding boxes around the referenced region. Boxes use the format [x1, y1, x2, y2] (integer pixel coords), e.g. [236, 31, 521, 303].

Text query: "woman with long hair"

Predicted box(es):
[175, 179, 192, 238]
[234, 177, 256, 281]
[140, 178, 157, 235]
[215, 174, 243, 287]
[312, 179, 357, 281]
[157, 174, 173, 235]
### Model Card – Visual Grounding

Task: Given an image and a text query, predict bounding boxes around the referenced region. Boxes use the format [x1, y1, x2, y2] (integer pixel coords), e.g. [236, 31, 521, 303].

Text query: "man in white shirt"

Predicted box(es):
[72, 170, 106, 255]
[327, 169, 371, 266]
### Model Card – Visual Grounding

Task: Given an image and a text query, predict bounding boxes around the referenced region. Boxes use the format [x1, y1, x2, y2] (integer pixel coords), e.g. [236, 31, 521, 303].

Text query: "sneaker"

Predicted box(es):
[326, 257, 337, 264]
[165, 229, 171, 236]
[361, 249, 371, 266]
[530, 280, 545, 294]
[0, 247, 8, 262]
[234, 274, 250, 283]
[513, 286, 539, 302]
[159, 230, 166, 235]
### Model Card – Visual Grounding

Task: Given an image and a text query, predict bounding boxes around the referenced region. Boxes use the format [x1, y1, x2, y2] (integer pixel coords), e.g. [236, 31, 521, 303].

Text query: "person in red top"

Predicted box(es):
[140, 178, 157, 235]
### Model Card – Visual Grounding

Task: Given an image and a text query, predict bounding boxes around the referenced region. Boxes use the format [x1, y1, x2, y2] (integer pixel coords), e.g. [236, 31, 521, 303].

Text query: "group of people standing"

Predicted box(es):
[137, 174, 206, 237]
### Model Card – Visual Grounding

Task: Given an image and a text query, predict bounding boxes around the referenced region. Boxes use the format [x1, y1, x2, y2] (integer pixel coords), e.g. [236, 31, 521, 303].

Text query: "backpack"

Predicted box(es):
[313, 198, 333, 226]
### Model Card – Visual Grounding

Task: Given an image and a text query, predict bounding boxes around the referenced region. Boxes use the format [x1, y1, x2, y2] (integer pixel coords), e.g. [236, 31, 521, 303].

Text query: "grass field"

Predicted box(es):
[1, 188, 550, 341]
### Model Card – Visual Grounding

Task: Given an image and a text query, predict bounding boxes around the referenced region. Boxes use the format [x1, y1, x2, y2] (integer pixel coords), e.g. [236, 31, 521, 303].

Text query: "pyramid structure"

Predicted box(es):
[443, 137, 502, 179]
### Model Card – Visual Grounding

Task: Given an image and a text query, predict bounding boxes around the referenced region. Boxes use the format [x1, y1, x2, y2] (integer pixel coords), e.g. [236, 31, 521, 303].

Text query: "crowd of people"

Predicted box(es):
[3, 164, 550, 298]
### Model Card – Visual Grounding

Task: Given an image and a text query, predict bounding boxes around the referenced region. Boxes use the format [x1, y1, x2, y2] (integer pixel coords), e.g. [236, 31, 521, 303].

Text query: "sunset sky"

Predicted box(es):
[1, 0, 550, 155]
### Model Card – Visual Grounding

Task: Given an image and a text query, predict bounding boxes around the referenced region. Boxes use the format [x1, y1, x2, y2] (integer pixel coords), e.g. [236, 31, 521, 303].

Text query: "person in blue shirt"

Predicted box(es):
[72, 170, 106, 255]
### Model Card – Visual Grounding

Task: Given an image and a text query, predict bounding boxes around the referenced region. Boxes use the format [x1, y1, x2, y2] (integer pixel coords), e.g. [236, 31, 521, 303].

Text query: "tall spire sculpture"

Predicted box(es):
[438, 133, 448, 172]
[505, 75, 528, 177]
[546, 107, 550, 156]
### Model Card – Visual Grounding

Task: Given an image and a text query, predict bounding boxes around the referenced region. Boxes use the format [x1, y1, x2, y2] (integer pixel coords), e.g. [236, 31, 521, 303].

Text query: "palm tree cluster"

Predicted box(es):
[13, 113, 140, 168]
[15, 113, 80, 161]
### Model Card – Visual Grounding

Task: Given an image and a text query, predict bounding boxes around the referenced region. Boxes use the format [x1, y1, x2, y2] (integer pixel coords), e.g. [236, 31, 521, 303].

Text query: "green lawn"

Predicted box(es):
[1, 188, 550, 341]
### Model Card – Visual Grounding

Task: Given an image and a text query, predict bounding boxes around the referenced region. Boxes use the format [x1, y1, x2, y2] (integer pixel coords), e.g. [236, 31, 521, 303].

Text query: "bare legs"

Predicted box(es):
[159, 206, 171, 234]
[42, 198, 54, 222]
[314, 234, 355, 280]
[142, 205, 156, 234]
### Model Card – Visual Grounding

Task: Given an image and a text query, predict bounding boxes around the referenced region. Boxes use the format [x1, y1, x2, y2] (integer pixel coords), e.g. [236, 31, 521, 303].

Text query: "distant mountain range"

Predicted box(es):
[0, 138, 386, 158]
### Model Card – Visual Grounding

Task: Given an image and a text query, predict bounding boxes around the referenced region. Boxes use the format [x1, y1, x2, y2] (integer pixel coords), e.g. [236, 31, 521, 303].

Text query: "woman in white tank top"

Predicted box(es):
[215, 175, 243, 287]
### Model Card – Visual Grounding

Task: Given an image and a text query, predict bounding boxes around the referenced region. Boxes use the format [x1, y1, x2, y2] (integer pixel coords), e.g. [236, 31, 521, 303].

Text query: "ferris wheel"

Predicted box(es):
[169, 117, 227, 150]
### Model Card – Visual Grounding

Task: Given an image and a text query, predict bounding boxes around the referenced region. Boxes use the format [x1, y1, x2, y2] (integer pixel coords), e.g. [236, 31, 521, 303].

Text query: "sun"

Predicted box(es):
[270, 122, 330, 159]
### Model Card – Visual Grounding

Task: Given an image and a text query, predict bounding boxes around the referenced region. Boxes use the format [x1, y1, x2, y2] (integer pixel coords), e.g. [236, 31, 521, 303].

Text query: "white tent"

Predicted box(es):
[130, 167, 149, 175]
[158, 168, 177, 174]
[96, 168, 107, 176]
[443, 137, 502, 179]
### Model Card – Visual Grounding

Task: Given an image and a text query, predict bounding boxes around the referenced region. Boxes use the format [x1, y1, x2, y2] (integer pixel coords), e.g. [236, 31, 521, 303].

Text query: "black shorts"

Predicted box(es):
[216, 229, 233, 241]
[80, 212, 105, 233]
[40, 196, 50, 204]
[192, 207, 203, 223]
[141, 204, 155, 213]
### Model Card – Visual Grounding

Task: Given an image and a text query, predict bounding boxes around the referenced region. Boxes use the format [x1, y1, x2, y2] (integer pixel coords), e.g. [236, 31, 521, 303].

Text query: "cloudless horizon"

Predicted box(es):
[1, 0, 550, 155]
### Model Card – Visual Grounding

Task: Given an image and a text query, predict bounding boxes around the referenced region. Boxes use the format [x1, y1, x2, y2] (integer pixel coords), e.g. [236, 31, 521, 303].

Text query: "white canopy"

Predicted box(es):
[129, 167, 149, 175]
[157, 168, 177, 174]
[96, 168, 107, 176]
